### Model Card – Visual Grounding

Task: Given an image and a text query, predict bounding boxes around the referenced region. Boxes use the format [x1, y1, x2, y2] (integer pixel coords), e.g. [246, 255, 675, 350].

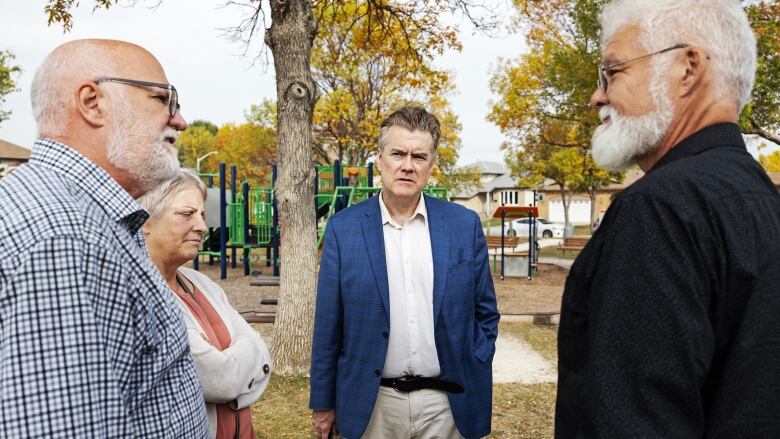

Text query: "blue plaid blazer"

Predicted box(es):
[310, 195, 499, 439]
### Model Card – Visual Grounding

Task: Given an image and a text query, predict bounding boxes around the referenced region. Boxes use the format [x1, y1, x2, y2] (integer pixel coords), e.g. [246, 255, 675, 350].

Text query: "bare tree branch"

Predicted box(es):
[747, 116, 780, 145]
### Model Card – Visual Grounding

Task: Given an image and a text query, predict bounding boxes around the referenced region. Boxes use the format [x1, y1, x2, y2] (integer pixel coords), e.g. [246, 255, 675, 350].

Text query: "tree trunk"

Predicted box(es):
[588, 186, 597, 232]
[559, 185, 570, 227]
[266, 0, 319, 375]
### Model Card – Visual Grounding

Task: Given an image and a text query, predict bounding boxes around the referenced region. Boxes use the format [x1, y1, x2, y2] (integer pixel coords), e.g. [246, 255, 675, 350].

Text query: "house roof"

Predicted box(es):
[462, 160, 506, 175]
[451, 172, 522, 199]
[538, 168, 645, 192]
[0, 139, 30, 160]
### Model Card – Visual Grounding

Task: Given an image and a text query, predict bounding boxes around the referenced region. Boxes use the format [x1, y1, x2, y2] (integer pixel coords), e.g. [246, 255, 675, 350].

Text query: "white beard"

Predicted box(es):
[106, 100, 180, 194]
[591, 73, 674, 171]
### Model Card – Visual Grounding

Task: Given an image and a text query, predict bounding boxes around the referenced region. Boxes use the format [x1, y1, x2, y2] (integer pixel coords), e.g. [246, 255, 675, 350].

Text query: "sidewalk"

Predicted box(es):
[493, 334, 556, 383]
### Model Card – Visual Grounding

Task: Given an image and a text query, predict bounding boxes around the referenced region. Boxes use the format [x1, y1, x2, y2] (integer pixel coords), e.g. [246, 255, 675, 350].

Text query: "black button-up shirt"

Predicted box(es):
[556, 123, 780, 438]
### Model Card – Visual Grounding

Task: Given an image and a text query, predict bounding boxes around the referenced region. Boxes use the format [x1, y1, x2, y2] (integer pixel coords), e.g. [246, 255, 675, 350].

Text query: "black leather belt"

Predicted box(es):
[380, 375, 464, 394]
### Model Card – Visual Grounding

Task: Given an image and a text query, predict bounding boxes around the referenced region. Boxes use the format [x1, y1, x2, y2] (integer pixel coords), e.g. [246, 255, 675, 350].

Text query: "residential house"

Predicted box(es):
[536, 168, 645, 225]
[0, 139, 30, 177]
[450, 161, 535, 220]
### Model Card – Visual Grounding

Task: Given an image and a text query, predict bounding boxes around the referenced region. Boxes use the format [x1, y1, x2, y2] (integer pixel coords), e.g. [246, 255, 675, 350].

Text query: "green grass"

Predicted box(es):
[492, 383, 556, 438]
[573, 225, 591, 235]
[252, 375, 312, 438]
[501, 322, 559, 366]
[539, 245, 580, 260]
[482, 218, 504, 227]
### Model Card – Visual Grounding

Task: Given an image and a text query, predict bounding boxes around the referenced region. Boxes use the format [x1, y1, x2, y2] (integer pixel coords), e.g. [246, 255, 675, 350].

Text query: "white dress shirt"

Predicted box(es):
[379, 192, 441, 378]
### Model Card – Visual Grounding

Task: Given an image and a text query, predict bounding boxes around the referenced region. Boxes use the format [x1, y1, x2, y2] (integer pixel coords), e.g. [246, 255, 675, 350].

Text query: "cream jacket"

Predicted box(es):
[177, 267, 272, 439]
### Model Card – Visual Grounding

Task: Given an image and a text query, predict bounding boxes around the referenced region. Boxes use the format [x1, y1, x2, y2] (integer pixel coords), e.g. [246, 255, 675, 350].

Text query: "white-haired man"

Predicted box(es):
[0, 40, 209, 437]
[556, 0, 780, 437]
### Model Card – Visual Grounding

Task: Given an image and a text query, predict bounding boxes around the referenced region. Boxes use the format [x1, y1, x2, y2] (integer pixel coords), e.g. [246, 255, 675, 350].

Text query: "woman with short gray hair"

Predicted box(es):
[138, 169, 272, 439]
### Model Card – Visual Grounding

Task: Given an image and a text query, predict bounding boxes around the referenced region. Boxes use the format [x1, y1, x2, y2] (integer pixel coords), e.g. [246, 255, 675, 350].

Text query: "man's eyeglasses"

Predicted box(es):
[597, 43, 689, 93]
[95, 77, 180, 117]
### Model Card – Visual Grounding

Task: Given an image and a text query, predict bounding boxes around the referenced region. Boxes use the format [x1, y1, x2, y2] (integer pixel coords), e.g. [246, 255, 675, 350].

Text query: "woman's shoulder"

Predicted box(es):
[179, 267, 225, 298]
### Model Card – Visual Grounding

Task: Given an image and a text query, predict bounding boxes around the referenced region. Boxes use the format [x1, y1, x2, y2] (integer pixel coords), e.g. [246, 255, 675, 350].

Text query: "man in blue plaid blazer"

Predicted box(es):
[310, 107, 500, 439]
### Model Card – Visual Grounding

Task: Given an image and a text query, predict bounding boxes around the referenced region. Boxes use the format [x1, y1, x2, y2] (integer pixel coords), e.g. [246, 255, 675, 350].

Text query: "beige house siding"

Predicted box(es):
[450, 161, 533, 220]
[453, 194, 487, 218]
[0, 139, 30, 178]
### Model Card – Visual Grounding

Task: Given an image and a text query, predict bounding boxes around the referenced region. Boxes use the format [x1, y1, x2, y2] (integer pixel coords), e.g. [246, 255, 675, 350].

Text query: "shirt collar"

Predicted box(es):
[378, 190, 428, 228]
[29, 138, 148, 230]
[649, 123, 745, 173]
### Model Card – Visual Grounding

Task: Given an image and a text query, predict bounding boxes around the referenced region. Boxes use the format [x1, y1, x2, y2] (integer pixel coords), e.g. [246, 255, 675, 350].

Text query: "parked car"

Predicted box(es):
[505, 217, 564, 238]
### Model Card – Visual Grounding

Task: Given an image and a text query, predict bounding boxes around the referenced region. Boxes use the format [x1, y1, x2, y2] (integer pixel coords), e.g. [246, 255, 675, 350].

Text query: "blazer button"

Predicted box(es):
[382, 331, 388, 338]
[374, 369, 381, 376]
[263, 364, 270, 374]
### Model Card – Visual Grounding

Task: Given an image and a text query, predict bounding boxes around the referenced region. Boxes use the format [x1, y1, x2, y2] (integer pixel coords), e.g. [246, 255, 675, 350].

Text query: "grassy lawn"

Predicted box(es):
[539, 245, 580, 260]
[493, 382, 557, 439]
[251, 323, 557, 438]
[573, 225, 591, 235]
[482, 218, 504, 228]
[252, 375, 311, 438]
[500, 322, 558, 366]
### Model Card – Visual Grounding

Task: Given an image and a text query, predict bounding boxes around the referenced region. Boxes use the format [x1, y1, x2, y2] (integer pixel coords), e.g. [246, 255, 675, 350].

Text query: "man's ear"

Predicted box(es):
[76, 82, 106, 128]
[679, 46, 709, 97]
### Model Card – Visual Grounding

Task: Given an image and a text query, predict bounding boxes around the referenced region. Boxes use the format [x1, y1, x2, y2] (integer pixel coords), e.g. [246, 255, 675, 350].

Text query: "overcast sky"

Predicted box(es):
[0, 0, 527, 167]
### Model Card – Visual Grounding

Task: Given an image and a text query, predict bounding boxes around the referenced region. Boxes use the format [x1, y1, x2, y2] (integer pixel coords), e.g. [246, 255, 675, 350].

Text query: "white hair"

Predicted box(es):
[600, 0, 757, 111]
[30, 41, 117, 137]
[103, 84, 181, 194]
[137, 168, 206, 221]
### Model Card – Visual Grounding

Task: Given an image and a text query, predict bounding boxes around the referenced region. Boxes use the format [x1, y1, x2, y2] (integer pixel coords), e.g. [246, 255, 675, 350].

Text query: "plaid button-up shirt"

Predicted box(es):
[0, 139, 208, 438]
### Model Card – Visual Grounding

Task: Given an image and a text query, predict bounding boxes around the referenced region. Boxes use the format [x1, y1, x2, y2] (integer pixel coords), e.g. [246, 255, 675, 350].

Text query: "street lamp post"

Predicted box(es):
[196, 151, 218, 173]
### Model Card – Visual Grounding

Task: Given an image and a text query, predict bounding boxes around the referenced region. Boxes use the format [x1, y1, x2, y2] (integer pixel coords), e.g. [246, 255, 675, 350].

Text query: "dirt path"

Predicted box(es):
[493, 334, 556, 384]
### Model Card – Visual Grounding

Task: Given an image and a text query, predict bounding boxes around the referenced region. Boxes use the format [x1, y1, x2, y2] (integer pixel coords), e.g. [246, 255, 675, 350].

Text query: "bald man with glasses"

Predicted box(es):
[0, 39, 208, 437]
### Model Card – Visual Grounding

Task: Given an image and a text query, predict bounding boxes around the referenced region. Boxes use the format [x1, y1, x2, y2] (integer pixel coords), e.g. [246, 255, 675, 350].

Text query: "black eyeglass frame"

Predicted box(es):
[94, 76, 180, 117]
[598, 43, 689, 92]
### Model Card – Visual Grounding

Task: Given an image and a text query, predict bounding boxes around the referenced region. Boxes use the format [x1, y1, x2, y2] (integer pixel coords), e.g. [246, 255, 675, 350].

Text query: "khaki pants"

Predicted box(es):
[358, 386, 463, 439]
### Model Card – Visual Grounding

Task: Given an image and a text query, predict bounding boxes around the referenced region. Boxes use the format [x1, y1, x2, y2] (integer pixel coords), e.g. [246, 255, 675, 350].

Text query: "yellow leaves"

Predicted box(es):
[759, 150, 780, 172]
[177, 119, 276, 187]
[489, 1, 617, 196]
[744, 1, 780, 143]
[312, 0, 462, 166]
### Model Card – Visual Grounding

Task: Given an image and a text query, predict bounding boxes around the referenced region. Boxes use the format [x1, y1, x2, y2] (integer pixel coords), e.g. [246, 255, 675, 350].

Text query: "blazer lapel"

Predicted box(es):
[362, 198, 390, 318]
[427, 196, 449, 328]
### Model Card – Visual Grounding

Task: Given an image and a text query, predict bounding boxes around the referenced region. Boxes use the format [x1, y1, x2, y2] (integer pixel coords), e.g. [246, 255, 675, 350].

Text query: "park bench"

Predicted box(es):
[250, 275, 280, 287]
[485, 235, 526, 273]
[559, 236, 589, 256]
[485, 235, 519, 251]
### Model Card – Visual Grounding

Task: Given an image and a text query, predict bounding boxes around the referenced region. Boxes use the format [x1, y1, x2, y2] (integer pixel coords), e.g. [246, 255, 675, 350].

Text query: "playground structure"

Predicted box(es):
[195, 160, 450, 279]
[492, 206, 540, 280]
[194, 163, 279, 281]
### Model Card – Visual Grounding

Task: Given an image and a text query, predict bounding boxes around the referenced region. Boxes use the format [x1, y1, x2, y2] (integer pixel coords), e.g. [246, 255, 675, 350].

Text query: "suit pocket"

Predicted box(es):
[472, 323, 495, 363]
[450, 259, 472, 272]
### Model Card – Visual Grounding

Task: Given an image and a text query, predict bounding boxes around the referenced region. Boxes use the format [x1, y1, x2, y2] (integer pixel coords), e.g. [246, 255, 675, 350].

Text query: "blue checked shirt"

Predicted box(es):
[0, 139, 208, 438]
